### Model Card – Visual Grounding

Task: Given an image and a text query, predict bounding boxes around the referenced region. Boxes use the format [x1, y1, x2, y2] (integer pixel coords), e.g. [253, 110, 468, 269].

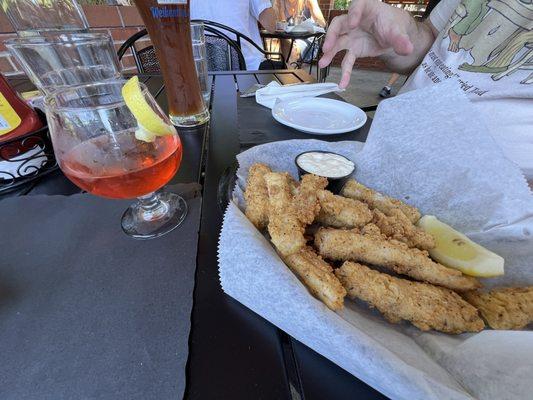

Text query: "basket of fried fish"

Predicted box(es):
[243, 162, 533, 334]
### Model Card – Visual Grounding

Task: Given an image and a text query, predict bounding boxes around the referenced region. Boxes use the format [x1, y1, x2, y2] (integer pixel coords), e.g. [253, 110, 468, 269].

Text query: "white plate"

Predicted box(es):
[272, 97, 367, 135]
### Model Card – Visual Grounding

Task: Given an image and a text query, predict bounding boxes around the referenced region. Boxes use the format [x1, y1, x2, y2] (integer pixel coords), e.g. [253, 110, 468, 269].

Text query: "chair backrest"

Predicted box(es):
[205, 35, 241, 71]
[196, 19, 286, 69]
[116, 24, 247, 74]
[202, 25, 246, 71]
[136, 45, 160, 74]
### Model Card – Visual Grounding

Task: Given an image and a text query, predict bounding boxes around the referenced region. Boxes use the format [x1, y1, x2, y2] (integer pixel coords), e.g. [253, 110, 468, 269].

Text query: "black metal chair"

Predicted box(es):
[198, 20, 285, 69]
[117, 20, 285, 73]
[295, 33, 329, 82]
[117, 27, 244, 73]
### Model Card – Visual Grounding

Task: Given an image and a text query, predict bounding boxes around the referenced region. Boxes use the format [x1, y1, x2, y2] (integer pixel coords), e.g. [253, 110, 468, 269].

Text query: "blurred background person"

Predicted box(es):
[272, 0, 327, 66]
[273, 0, 326, 26]
[191, 0, 277, 70]
[379, 72, 403, 98]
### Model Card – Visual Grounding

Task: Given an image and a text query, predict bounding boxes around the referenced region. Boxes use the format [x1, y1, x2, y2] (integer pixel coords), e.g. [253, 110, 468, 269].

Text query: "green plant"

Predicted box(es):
[334, 0, 351, 9]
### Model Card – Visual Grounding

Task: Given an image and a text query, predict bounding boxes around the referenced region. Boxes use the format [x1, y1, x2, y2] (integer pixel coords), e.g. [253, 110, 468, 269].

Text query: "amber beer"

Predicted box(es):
[134, 0, 209, 127]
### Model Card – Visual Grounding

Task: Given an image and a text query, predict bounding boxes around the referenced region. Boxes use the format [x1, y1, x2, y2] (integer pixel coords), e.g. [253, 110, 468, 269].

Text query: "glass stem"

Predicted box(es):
[137, 192, 168, 221]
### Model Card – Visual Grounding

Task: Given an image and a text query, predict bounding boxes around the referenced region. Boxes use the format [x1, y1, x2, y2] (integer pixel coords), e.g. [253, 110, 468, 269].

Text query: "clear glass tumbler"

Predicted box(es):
[3, 0, 89, 36]
[45, 80, 188, 239]
[6, 32, 121, 95]
[191, 22, 210, 105]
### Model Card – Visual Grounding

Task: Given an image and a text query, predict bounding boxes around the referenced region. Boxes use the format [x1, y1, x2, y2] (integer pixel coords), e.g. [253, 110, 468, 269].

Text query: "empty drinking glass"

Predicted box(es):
[191, 23, 210, 105]
[3, 0, 89, 36]
[6, 32, 121, 95]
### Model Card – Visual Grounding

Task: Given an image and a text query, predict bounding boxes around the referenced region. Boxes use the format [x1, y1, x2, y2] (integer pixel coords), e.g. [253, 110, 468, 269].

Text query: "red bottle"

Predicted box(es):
[0, 73, 43, 143]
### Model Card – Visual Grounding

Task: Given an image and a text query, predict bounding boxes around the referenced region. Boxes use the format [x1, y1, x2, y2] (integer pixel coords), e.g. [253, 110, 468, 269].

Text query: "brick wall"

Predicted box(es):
[0, 5, 146, 76]
[318, 0, 335, 21]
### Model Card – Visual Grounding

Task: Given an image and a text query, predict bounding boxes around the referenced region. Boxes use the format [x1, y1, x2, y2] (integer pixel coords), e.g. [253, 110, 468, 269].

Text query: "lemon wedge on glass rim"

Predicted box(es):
[122, 76, 176, 142]
[417, 215, 504, 277]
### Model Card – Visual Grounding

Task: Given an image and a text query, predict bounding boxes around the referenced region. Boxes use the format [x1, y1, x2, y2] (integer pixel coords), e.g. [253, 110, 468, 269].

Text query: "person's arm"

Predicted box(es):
[251, 0, 277, 33]
[271, 0, 283, 21]
[306, 0, 327, 27]
[318, 0, 439, 87]
[258, 7, 278, 33]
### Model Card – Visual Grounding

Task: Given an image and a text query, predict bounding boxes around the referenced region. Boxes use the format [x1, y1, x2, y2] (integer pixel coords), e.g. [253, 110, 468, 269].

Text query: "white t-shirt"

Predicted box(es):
[401, 0, 533, 179]
[190, 0, 271, 70]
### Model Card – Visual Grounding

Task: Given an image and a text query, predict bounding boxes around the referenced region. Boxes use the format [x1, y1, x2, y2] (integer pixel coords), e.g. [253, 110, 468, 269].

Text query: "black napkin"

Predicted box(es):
[0, 184, 201, 400]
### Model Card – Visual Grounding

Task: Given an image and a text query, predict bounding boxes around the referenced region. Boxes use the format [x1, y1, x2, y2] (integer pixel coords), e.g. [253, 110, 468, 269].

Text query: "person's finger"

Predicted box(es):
[339, 51, 356, 89]
[318, 52, 334, 69]
[322, 15, 348, 53]
[348, 0, 365, 29]
[390, 33, 413, 56]
[374, 24, 414, 57]
[319, 34, 353, 68]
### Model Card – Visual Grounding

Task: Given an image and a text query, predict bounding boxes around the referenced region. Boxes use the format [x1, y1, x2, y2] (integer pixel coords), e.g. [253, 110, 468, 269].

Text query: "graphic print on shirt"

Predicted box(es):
[442, 0, 533, 84]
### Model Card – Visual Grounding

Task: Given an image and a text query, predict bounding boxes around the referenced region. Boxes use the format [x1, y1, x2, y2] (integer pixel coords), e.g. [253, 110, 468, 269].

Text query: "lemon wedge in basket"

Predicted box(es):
[418, 215, 504, 277]
[122, 76, 175, 142]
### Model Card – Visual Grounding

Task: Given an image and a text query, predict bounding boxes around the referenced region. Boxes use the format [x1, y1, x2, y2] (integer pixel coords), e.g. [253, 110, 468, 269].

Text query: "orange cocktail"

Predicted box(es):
[62, 131, 182, 199]
[45, 80, 188, 239]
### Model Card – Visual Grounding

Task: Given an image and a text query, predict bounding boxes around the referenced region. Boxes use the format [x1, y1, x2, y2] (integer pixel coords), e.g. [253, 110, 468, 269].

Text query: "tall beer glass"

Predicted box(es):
[134, 0, 209, 127]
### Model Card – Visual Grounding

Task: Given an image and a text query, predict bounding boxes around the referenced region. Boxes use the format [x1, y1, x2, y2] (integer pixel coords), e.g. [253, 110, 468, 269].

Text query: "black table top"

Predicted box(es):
[187, 70, 384, 400]
[5, 70, 386, 400]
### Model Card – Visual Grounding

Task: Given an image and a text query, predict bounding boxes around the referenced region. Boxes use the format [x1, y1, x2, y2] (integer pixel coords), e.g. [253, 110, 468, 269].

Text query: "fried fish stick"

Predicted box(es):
[462, 287, 533, 330]
[372, 209, 435, 250]
[293, 174, 328, 225]
[284, 247, 346, 310]
[315, 228, 481, 291]
[244, 163, 272, 229]
[316, 190, 373, 228]
[264, 172, 306, 256]
[341, 179, 421, 223]
[336, 262, 484, 333]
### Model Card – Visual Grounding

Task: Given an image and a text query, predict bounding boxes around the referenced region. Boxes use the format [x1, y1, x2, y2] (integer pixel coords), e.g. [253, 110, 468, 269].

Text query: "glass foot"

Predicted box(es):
[121, 191, 188, 239]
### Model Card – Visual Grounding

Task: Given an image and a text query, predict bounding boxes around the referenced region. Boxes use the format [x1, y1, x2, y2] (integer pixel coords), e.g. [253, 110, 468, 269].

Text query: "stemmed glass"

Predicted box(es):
[4, 0, 89, 35]
[6, 32, 121, 96]
[44, 80, 187, 239]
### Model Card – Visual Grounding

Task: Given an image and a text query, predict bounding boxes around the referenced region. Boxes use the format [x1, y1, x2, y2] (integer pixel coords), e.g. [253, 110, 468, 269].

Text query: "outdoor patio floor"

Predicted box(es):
[324, 67, 407, 115]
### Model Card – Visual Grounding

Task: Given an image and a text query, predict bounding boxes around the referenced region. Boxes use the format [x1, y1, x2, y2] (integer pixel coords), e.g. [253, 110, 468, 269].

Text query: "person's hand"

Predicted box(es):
[319, 0, 415, 88]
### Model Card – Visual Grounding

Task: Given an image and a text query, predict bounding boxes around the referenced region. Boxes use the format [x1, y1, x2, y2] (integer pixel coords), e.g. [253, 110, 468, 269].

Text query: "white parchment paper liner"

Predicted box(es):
[218, 83, 533, 400]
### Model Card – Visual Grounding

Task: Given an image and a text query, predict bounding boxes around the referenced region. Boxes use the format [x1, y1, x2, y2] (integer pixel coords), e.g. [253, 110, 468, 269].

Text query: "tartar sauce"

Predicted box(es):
[296, 152, 354, 178]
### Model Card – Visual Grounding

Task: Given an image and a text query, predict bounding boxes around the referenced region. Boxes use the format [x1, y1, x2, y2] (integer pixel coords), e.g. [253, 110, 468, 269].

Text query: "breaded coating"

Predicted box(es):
[264, 172, 306, 256]
[293, 174, 329, 225]
[244, 163, 272, 229]
[316, 190, 373, 228]
[462, 287, 533, 330]
[284, 247, 346, 310]
[372, 209, 435, 250]
[315, 228, 481, 291]
[361, 223, 387, 239]
[341, 179, 421, 223]
[336, 262, 485, 333]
